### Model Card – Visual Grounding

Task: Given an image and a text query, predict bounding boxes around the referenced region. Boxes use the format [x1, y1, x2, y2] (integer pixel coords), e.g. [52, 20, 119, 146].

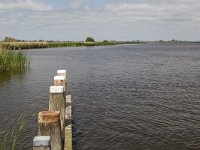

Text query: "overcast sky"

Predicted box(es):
[0, 0, 200, 41]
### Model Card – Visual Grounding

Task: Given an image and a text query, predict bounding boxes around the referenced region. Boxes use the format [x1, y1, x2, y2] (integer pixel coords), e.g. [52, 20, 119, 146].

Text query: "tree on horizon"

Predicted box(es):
[85, 37, 95, 42]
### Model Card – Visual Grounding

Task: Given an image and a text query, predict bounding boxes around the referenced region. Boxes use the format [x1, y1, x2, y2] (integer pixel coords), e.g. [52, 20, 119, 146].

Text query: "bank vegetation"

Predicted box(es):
[0, 47, 29, 73]
[0, 36, 145, 50]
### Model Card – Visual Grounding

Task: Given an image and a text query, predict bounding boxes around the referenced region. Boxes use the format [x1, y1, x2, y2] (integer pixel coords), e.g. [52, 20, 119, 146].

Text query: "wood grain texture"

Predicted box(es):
[38, 111, 63, 150]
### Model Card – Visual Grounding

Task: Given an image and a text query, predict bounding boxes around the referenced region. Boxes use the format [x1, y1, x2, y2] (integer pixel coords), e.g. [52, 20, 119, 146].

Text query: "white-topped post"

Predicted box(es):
[54, 76, 67, 96]
[49, 86, 65, 143]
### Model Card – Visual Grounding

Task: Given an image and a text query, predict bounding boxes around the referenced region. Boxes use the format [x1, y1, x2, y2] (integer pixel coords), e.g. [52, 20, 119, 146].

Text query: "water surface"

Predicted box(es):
[0, 44, 200, 149]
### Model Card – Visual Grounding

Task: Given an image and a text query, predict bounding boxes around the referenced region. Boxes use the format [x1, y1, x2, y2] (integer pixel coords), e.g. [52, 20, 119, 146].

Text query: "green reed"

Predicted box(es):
[0, 114, 25, 150]
[48, 41, 117, 48]
[1, 42, 48, 50]
[0, 48, 29, 73]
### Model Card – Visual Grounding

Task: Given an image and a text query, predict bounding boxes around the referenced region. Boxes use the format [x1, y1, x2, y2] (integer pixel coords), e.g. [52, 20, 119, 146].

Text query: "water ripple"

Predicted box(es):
[1, 44, 200, 149]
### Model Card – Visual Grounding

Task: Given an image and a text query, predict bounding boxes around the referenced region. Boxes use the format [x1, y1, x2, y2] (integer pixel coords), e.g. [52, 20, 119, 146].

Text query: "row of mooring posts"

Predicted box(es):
[33, 70, 72, 150]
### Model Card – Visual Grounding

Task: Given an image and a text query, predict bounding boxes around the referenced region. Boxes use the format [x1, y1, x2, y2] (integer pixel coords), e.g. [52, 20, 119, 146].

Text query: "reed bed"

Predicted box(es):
[0, 40, 145, 50]
[47, 41, 117, 47]
[48, 42, 85, 48]
[1, 42, 48, 50]
[0, 48, 29, 73]
[1, 41, 117, 50]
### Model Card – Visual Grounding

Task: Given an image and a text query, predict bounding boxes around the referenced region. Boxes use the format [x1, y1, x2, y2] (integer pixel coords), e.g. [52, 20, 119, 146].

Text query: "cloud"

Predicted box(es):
[62, 0, 89, 9]
[0, 0, 53, 12]
[104, 0, 200, 23]
[0, 0, 200, 40]
[68, 0, 84, 8]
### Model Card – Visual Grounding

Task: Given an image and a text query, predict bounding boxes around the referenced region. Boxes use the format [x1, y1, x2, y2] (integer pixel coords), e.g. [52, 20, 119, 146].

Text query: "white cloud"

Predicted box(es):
[0, 0, 200, 40]
[104, 1, 200, 23]
[0, 0, 53, 12]
[63, 0, 88, 9]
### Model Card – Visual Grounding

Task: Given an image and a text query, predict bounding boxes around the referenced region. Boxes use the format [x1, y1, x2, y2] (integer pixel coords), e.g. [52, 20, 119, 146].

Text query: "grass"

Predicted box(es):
[0, 48, 29, 73]
[0, 114, 25, 150]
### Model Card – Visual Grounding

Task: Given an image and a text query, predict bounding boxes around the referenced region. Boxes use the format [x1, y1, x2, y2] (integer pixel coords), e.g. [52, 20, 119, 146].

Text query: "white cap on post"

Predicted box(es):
[33, 136, 51, 147]
[54, 76, 66, 81]
[50, 86, 64, 93]
[57, 70, 66, 74]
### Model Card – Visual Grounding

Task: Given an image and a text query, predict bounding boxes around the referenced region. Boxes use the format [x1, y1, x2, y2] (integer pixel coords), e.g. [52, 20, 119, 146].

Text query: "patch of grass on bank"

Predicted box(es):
[0, 48, 29, 73]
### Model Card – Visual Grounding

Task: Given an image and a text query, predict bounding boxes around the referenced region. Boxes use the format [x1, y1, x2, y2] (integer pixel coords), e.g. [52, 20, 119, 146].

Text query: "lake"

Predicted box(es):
[0, 44, 200, 149]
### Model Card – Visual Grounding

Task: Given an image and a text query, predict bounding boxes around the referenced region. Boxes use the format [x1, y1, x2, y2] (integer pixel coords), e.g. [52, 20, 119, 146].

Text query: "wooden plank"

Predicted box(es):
[64, 125, 72, 150]
[66, 95, 71, 106]
[65, 106, 72, 125]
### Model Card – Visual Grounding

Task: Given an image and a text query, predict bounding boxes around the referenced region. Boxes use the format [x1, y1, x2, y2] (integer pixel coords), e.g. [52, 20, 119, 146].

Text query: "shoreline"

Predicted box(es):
[1, 41, 199, 51]
[0, 41, 145, 50]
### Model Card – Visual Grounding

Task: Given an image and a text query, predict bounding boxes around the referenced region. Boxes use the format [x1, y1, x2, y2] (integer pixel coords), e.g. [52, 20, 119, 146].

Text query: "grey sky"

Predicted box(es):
[0, 0, 200, 41]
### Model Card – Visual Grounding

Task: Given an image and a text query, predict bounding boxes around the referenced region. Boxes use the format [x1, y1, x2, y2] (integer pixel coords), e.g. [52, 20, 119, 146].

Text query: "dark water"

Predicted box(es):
[0, 44, 200, 150]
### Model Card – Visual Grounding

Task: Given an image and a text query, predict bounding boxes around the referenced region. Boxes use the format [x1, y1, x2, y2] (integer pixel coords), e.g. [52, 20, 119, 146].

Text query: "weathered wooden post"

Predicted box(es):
[64, 125, 72, 150]
[65, 105, 72, 126]
[38, 111, 62, 150]
[54, 76, 67, 96]
[33, 136, 51, 150]
[66, 95, 71, 107]
[64, 95, 72, 150]
[56, 70, 67, 94]
[49, 86, 65, 142]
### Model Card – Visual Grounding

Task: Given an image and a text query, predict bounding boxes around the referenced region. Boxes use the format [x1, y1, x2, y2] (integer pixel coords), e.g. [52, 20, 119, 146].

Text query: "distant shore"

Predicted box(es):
[0, 41, 145, 50]
[1, 40, 200, 50]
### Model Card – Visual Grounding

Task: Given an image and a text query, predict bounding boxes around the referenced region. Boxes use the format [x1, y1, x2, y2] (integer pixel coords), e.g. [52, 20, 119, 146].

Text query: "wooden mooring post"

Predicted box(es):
[64, 125, 72, 150]
[54, 75, 67, 97]
[65, 95, 72, 149]
[38, 111, 63, 150]
[49, 86, 65, 142]
[65, 95, 72, 126]
[66, 95, 71, 107]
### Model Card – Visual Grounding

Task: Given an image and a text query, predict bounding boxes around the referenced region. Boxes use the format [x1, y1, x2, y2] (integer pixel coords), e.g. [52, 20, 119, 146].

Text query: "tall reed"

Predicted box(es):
[0, 48, 29, 73]
[1, 42, 48, 50]
[48, 41, 117, 47]
[0, 114, 25, 150]
[1, 41, 117, 50]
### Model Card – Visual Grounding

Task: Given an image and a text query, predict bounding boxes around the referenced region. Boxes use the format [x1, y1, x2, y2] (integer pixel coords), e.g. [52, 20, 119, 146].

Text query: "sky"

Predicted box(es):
[0, 0, 200, 41]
